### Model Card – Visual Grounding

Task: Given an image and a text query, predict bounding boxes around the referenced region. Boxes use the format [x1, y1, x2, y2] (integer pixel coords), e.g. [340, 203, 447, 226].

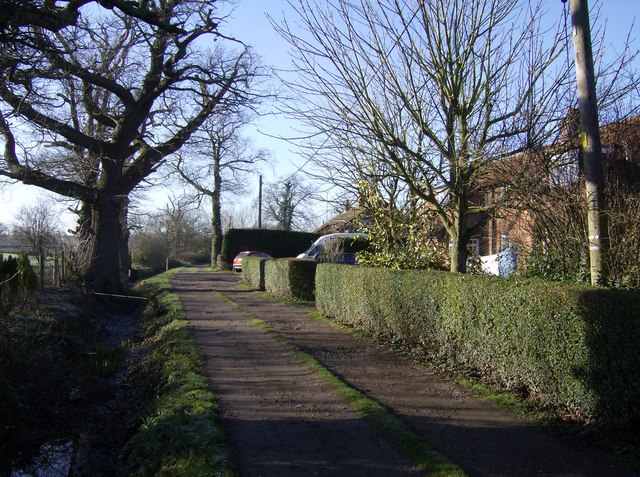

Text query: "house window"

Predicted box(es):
[500, 234, 509, 252]
[448, 238, 480, 255]
[468, 238, 480, 256]
[550, 150, 580, 186]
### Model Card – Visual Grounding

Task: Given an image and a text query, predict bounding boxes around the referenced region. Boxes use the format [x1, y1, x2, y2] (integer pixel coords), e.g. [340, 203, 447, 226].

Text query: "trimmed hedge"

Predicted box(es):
[315, 264, 640, 427]
[242, 255, 269, 290]
[220, 228, 319, 268]
[262, 258, 317, 301]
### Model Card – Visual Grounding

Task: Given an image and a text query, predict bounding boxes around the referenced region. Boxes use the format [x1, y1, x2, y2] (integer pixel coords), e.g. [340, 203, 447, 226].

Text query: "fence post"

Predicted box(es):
[53, 252, 60, 287]
[39, 254, 45, 292]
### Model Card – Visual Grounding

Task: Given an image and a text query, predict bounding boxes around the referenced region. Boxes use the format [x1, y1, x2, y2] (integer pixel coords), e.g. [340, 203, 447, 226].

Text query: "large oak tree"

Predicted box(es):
[0, 0, 258, 290]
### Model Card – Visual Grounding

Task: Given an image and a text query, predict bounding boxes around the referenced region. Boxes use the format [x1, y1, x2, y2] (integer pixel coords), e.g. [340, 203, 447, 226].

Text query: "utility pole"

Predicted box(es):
[568, 0, 608, 285]
[258, 174, 263, 228]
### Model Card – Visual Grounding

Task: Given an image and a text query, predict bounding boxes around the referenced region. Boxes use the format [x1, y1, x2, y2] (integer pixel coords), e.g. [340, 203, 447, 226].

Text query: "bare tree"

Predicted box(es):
[130, 196, 209, 270]
[13, 200, 62, 260]
[0, 0, 185, 35]
[0, 1, 260, 291]
[273, 0, 636, 273]
[264, 175, 314, 231]
[175, 111, 269, 267]
[222, 202, 258, 231]
[149, 196, 209, 262]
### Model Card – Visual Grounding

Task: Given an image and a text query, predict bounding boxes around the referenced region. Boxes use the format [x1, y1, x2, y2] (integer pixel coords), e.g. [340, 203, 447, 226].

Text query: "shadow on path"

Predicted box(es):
[173, 271, 419, 477]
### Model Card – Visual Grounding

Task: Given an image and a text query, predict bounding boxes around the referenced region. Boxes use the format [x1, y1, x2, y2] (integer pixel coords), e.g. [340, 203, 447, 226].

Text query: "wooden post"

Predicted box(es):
[39, 254, 45, 292]
[569, 0, 608, 285]
[258, 174, 263, 228]
[53, 252, 60, 287]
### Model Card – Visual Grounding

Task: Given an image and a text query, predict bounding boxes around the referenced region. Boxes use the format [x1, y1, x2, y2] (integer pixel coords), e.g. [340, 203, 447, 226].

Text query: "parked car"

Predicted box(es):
[296, 233, 368, 264]
[233, 251, 272, 272]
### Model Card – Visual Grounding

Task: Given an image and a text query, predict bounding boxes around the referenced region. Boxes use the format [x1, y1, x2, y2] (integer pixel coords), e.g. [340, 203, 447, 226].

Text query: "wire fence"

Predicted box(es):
[35, 252, 68, 290]
[1, 251, 72, 290]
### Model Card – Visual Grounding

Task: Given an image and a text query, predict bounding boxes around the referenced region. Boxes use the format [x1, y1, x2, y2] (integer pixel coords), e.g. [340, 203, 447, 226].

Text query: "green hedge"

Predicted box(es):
[315, 264, 640, 427]
[263, 258, 317, 301]
[242, 256, 269, 290]
[220, 229, 319, 268]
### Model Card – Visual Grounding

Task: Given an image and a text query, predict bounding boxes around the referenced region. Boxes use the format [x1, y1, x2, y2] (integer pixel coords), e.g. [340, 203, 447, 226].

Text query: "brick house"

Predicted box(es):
[473, 113, 640, 262]
[314, 114, 640, 272]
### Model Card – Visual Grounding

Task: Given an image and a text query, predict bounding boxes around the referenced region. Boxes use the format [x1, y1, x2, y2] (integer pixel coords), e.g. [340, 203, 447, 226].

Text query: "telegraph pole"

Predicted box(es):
[258, 174, 263, 228]
[568, 0, 608, 285]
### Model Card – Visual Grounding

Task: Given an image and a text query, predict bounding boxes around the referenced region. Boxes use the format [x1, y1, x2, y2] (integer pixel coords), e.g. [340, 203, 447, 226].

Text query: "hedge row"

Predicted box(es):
[243, 256, 317, 301]
[220, 228, 319, 267]
[265, 259, 317, 301]
[315, 264, 640, 426]
[242, 255, 268, 291]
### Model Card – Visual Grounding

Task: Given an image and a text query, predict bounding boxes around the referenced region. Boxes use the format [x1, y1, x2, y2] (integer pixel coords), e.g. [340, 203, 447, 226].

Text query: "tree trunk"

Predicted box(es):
[210, 206, 222, 268]
[119, 198, 132, 272]
[449, 229, 470, 273]
[210, 167, 223, 268]
[85, 194, 123, 292]
[449, 198, 469, 273]
[450, 235, 469, 273]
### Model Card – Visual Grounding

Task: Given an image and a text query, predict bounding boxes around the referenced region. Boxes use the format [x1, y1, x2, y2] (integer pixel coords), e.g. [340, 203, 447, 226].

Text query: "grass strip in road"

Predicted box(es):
[246, 315, 466, 477]
[212, 290, 241, 308]
[122, 269, 235, 477]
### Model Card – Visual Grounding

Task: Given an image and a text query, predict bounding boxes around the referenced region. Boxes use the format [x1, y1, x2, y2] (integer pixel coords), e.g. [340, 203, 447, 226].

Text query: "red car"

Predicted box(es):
[232, 251, 272, 272]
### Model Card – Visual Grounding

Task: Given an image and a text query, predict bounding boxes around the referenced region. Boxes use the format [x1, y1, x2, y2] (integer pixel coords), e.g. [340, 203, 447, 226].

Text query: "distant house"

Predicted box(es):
[314, 202, 370, 235]
[0, 234, 30, 253]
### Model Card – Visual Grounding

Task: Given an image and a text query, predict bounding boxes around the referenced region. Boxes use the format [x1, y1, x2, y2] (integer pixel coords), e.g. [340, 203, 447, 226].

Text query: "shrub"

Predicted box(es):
[176, 250, 210, 266]
[0, 253, 37, 313]
[315, 264, 640, 427]
[131, 235, 170, 272]
[16, 253, 37, 298]
[220, 228, 319, 268]
[264, 258, 317, 301]
[355, 180, 449, 271]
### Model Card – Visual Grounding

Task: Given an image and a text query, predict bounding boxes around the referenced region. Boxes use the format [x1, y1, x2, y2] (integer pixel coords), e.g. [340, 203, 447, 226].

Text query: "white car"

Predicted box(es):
[296, 233, 368, 263]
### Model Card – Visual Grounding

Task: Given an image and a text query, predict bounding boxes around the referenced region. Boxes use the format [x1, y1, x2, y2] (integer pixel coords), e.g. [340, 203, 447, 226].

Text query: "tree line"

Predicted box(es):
[1, 0, 638, 291]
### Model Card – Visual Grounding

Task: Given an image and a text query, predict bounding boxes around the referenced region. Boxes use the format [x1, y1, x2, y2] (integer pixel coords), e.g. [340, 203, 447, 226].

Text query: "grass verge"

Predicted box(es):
[121, 269, 234, 477]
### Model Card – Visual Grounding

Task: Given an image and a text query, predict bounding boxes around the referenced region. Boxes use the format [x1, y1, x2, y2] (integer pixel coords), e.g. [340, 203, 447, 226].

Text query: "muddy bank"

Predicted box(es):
[1, 289, 145, 476]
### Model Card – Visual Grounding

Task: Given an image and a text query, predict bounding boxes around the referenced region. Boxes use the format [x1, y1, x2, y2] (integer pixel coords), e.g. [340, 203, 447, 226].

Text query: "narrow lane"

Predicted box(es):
[172, 271, 420, 477]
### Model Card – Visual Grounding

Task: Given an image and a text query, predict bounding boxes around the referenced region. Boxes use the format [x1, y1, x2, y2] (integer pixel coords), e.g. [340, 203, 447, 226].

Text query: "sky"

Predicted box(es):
[0, 0, 638, 232]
